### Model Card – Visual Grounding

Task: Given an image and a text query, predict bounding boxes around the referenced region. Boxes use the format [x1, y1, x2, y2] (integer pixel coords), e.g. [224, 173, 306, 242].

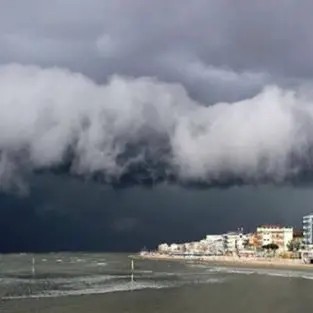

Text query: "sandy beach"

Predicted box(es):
[135, 252, 313, 270]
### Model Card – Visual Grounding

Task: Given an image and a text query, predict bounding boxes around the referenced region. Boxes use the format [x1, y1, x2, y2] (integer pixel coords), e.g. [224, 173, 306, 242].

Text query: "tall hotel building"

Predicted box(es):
[303, 214, 313, 248]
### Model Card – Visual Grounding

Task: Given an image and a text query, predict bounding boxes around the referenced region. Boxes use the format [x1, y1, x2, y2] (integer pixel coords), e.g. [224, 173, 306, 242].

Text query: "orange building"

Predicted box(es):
[248, 232, 259, 248]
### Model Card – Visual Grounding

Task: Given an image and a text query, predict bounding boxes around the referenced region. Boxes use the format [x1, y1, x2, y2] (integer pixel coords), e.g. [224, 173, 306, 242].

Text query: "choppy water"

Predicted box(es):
[1, 253, 313, 312]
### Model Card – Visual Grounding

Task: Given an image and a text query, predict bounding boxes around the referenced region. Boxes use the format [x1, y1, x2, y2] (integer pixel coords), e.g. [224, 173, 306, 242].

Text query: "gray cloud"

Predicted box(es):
[1, 1, 313, 99]
[2, 2, 313, 252]
[0, 64, 313, 191]
[1, 1, 313, 191]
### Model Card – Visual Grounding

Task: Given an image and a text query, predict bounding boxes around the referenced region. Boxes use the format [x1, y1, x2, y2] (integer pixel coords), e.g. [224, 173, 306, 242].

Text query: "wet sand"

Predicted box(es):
[135, 253, 313, 271]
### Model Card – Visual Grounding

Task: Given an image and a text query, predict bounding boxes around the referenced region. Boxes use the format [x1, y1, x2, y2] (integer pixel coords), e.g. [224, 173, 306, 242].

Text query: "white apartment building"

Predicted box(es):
[205, 235, 224, 241]
[303, 214, 313, 249]
[256, 225, 293, 251]
[158, 243, 170, 253]
[204, 235, 224, 255]
[223, 231, 246, 253]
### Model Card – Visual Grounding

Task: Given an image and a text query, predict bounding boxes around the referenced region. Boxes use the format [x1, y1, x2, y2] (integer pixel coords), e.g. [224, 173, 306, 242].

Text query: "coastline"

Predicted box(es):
[134, 253, 313, 271]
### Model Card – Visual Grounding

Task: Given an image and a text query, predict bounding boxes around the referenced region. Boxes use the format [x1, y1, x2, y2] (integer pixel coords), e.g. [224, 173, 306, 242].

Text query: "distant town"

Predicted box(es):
[141, 213, 313, 264]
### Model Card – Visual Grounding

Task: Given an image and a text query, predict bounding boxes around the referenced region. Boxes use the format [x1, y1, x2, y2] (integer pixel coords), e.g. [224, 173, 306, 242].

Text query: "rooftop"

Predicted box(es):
[258, 225, 292, 229]
[259, 224, 281, 228]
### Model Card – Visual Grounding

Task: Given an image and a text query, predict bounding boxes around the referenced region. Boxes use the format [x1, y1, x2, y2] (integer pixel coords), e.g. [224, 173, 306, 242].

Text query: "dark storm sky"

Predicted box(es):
[1, 175, 312, 252]
[1, 1, 313, 252]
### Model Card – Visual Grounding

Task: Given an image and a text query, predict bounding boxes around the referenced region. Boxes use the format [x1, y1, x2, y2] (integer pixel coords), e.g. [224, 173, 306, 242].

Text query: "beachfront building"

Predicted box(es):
[158, 235, 226, 255]
[169, 243, 183, 253]
[203, 235, 224, 255]
[158, 243, 185, 254]
[222, 231, 246, 253]
[247, 233, 259, 249]
[303, 214, 313, 249]
[256, 225, 293, 251]
[205, 235, 224, 242]
[158, 243, 170, 253]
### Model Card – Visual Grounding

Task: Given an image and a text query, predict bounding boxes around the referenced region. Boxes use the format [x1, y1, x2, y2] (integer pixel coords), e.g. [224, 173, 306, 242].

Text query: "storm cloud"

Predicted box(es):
[1, 1, 313, 86]
[1, 0, 313, 79]
[0, 1, 313, 192]
[1, 64, 313, 191]
[2, 1, 313, 252]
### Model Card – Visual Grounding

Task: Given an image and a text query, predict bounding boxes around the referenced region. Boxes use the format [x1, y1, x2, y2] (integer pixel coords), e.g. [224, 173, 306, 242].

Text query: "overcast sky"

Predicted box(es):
[1, 0, 313, 251]
[2, 1, 313, 97]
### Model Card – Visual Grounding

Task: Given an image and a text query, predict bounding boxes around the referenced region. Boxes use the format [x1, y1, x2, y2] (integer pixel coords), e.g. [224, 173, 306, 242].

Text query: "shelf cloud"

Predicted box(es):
[1, 64, 313, 191]
[1, 0, 313, 191]
[1, 0, 313, 252]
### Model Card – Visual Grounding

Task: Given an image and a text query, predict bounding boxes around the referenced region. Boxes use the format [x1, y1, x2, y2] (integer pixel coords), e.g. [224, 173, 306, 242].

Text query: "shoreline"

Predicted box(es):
[134, 253, 313, 271]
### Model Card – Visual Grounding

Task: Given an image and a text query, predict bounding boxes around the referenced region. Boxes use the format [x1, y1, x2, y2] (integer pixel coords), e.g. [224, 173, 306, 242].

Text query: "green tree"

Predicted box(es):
[268, 243, 279, 251]
[287, 239, 301, 252]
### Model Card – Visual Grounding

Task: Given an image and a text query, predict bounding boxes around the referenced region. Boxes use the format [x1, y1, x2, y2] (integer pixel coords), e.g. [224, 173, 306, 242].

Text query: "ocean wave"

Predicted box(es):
[206, 266, 313, 280]
[2, 281, 168, 300]
[207, 267, 255, 275]
[0, 274, 119, 286]
[1, 270, 226, 300]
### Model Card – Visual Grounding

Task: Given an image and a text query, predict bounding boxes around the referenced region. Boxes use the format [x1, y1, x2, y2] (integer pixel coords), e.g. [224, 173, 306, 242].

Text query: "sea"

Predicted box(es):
[1, 253, 313, 313]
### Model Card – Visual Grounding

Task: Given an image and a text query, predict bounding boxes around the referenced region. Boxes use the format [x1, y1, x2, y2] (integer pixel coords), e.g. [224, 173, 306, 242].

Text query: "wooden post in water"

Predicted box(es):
[130, 259, 134, 289]
[32, 256, 36, 278]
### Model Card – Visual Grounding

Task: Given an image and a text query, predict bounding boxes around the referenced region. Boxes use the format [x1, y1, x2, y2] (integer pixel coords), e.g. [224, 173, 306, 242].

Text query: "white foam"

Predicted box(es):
[187, 264, 208, 269]
[0, 274, 118, 286]
[96, 262, 107, 266]
[264, 270, 313, 280]
[300, 275, 313, 280]
[207, 267, 255, 275]
[50, 274, 119, 285]
[1, 270, 226, 300]
[134, 270, 153, 274]
[2, 281, 168, 300]
[192, 277, 225, 284]
[206, 266, 313, 280]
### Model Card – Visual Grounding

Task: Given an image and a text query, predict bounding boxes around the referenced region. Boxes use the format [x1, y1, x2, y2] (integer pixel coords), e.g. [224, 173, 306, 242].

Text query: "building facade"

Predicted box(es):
[204, 235, 224, 255]
[256, 225, 293, 251]
[303, 214, 313, 248]
[223, 231, 246, 253]
[247, 232, 259, 248]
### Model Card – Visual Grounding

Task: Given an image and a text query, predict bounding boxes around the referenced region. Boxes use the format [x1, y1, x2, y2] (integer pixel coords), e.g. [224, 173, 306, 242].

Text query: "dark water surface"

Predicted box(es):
[1, 253, 313, 312]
